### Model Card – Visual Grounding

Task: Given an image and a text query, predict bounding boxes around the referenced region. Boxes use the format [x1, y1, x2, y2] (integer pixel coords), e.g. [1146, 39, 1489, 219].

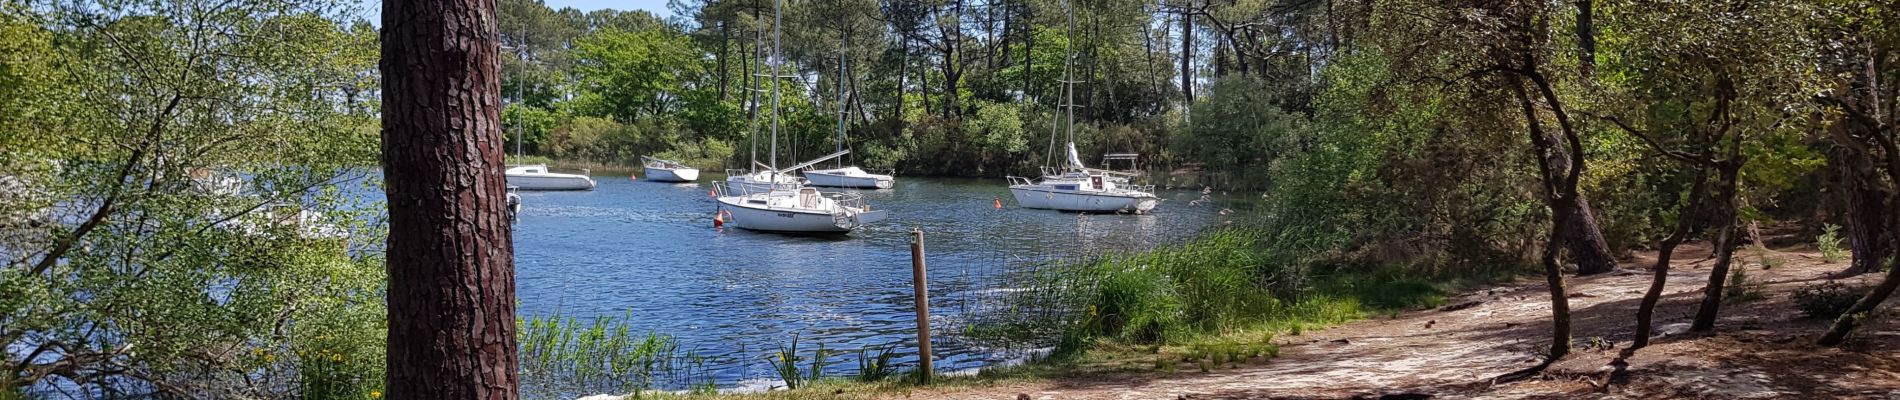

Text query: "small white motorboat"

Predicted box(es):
[642, 156, 700, 182]
[803, 166, 894, 189]
[505, 164, 596, 191]
[715, 183, 888, 233]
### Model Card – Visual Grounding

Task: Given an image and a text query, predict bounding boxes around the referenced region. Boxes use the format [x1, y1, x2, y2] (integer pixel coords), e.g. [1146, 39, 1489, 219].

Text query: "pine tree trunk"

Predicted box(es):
[1833, 145, 1894, 275]
[1573, 0, 1595, 77]
[380, 0, 519, 398]
[1180, 2, 1193, 103]
[1563, 195, 1617, 275]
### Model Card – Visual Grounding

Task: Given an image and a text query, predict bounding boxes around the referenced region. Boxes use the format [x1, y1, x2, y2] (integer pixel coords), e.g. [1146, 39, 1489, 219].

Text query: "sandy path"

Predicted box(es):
[896, 244, 1900, 399]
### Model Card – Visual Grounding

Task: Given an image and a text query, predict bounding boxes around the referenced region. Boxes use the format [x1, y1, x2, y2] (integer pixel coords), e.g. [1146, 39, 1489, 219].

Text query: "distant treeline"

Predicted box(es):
[496, 0, 1307, 186]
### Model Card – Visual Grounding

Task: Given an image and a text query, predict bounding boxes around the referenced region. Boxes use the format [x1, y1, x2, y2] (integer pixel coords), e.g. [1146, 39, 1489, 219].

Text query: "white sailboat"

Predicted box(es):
[1005, 3, 1157, 213]
[505, 164, 596, 190]
[803, 35, 896, 190]
[725, 167, 805, 192]
[641, 156, 700, 182]
[716, 0, 888, 233]
[804, 166, 894, 189]
[1008, 145, 1158, 213]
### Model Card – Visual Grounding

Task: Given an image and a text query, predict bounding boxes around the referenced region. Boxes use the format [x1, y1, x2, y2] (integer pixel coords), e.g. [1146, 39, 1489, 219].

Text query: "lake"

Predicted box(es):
[510, 172, 1244, 394]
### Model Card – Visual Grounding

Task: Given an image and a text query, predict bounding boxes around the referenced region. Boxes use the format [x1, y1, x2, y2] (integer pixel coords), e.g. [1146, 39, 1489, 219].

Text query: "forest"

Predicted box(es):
[4, 0, 1900, 397]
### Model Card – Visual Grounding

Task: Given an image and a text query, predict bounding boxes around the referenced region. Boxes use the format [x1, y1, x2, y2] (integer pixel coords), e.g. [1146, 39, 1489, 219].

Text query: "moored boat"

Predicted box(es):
[803, 167, 894, 189]
[1008, 167, 1157, 213]
[505, 164, 596, 190]
[1004, 4, 1157, 214]
[642, 156, 700, 182]
[714, 182, 887, 233]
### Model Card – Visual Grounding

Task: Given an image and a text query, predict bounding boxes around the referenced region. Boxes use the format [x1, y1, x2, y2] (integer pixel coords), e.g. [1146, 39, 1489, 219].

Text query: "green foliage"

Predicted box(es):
[1180, 76, 1306, 188]
[1819, 224, 1847, 264]
[504, 104, 561, 154]
[2, 1, 387, 396]
[1792, 281, 1867, 320]
[574, 28, 708, 121]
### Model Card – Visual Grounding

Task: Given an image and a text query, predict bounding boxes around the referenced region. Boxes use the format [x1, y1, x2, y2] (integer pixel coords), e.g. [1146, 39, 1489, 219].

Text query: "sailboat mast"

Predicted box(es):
[836, 31, 847, 169]
[769, 0, 783, 171]
[748, 7, 762, 174]
[1063, 0, 1076, 150]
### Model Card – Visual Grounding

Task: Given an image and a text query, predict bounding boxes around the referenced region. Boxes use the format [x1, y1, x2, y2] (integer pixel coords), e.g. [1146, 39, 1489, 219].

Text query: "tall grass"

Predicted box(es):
[517, 312, 714, 396]
[970, 228, 1467, 357]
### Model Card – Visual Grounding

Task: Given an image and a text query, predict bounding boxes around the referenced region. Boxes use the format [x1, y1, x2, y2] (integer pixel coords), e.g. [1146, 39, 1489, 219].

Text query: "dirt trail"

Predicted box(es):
[898, 244, 1900, 399]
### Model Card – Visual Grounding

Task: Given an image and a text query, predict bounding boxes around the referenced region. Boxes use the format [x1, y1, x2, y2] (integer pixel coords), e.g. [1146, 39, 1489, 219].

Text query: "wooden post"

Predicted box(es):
[910, 227, 932, 383]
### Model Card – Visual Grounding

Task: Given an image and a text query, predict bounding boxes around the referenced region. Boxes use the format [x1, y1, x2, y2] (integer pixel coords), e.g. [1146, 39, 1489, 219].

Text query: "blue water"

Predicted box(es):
[509, 173, 1239, 392]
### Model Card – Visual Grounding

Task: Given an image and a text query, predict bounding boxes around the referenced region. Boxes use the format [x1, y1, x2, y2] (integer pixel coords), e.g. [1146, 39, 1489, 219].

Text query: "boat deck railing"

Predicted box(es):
[825, 190, 866, 210]
[1118, 184, 1157, 195]
[1005, 176, 1037, 186]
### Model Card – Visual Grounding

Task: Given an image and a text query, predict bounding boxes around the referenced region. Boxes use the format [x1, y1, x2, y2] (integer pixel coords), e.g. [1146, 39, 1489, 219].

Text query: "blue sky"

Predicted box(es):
[352, 0, 676, 22]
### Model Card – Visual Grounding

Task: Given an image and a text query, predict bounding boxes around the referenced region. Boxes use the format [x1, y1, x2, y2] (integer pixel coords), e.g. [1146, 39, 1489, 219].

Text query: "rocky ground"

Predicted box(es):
[898, 243, 1900, 399]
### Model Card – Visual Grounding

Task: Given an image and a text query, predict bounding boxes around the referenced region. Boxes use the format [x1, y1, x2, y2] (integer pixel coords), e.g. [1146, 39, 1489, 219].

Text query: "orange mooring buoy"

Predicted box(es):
[713, 210, 725, 227]
[994, 197, 1003, 209]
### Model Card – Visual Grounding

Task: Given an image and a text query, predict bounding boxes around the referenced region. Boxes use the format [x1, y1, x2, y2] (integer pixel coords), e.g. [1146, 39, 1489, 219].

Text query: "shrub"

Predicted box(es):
[1792, 281, 1865, 319]
[1818, 224, 1846, 264]
[1725, 267, 1766, 303]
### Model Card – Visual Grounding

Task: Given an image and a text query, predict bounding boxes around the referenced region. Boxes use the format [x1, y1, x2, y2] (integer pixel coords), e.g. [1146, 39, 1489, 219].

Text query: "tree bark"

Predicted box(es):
[1508, 75, 1571, 365]
[1563, 195, 1617, 275]
[1540, 206, 1574, 361]
[1180, 1, 1193, 103]
[1818, 249, 1900, 345]
[1691, 164, 1743, 332]
[1832, 144, 1894, 275]
[380, 0, 519, 399]
[1573, 0, 1595, 77]
[1633, 166, 1708, 349]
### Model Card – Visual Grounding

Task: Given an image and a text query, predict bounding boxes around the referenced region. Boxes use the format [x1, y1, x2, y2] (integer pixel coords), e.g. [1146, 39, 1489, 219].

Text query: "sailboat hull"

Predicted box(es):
[1009, 186, 1158, 213]
[718, 197, 853, 233]
[644, 167, 699, 182]
[804, 169, 893, 189]
[506, 174, 596, 191]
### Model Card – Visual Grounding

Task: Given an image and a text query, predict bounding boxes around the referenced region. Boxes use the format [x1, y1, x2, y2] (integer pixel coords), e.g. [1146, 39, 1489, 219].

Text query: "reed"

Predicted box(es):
[764, 334, 854, 390]
[854, 345, 898, 382]
[517, 312, 714, 396]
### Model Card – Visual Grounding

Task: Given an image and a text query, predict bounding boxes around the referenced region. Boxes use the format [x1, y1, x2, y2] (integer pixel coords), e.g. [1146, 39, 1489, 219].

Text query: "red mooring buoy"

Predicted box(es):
[713, 211, 725, 227]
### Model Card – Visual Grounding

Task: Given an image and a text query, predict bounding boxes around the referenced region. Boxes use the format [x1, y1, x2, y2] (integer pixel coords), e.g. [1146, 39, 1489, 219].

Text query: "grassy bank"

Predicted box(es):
[581, 228, 1527, 399]
[970, 228, 1508, 367]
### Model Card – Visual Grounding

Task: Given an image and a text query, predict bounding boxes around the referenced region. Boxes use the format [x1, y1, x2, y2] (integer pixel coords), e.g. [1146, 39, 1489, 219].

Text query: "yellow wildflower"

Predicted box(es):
[263, 353, 276, 363]
[369, 390, 382, 399]
[332, 354, 343, 362]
